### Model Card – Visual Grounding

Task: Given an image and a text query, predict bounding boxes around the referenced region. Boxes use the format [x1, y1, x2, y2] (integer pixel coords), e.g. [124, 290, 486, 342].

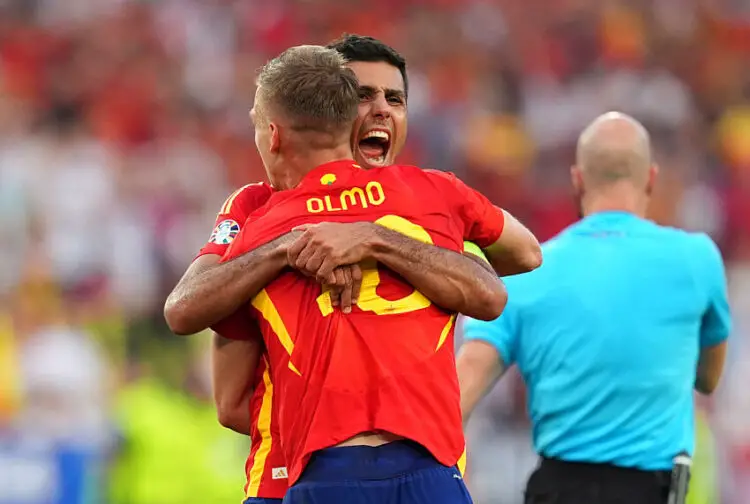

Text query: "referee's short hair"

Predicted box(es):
[256, 45, 360, 135]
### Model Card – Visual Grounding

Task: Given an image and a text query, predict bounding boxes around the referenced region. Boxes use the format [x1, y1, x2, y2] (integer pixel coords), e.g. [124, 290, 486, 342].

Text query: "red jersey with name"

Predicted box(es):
[196, 182, 288, 500]
[222, 160, 505, 485]
[197, 182, 274, 259]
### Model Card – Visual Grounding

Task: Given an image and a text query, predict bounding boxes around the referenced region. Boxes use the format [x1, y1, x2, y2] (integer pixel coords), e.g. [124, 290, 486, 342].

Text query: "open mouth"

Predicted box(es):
[357, 130, 391, 167]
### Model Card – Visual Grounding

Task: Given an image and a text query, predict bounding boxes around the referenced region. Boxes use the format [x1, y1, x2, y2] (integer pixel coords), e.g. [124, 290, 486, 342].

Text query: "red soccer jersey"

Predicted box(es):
[242, 352, 289, 499]
[222, 160, 504, 485]
[197, 182, 288, 500]
[197, 182, 274, 258]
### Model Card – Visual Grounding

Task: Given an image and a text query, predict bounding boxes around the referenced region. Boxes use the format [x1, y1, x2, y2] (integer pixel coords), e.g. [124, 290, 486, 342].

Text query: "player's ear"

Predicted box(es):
[269, 122, 281, 154]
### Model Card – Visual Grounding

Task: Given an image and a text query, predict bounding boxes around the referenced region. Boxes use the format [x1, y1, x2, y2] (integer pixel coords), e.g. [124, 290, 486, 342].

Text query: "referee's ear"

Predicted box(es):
[645, 164, 659, 196]
[570, 165, 584, 196]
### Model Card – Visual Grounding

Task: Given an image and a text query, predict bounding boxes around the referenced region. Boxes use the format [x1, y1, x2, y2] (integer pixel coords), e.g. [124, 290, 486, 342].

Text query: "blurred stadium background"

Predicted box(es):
[0, 0, 748, 502]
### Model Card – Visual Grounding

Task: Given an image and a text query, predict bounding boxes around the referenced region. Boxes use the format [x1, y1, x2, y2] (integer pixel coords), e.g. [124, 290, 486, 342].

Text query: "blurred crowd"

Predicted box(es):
[0, 0, 748, 502]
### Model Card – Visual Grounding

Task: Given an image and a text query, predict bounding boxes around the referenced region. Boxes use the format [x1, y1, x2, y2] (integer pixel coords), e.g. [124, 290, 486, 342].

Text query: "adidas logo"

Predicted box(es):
[272, 467, 288, 480]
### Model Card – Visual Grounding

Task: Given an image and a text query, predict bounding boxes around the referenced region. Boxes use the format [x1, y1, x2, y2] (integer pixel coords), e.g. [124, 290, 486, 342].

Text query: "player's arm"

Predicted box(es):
[428, 170, 542, 277]
[164, 236, 294, 335]
[367, 230, 507, 320]
[212, 330, 262, 435]
[289, 223, 507, 321]
[483, 209, 543, 276]
[164, 186, 284, 335]
[695, 235, 731, 395]
[456, 300, 519, 423]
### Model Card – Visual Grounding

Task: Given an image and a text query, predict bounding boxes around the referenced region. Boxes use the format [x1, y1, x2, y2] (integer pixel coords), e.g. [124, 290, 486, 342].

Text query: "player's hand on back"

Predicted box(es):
[288, 262, 361, 313]
[287, 222, 375, 279]
[325, 264, 363, 314]
[286, 222, 375, 314]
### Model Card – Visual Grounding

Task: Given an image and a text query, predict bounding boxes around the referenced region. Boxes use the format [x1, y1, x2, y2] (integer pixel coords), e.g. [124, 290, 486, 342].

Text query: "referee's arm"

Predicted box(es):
[694, 234, 731, 395]
[456, 302, 519, 424]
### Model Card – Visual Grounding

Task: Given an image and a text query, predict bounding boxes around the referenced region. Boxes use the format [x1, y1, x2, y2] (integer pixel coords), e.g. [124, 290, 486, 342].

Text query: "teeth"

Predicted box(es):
[363, 130, 390, 141]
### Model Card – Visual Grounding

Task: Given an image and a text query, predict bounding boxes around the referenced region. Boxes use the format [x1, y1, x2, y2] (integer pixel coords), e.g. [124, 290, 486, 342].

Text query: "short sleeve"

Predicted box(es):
[460, 297, 520, 367]
[211, 308, 260, 341]
[219, 211, 269, 264]
[696, 234, 731, 348]
[424, 170, 504, 248]
[196, 183, 272, 258]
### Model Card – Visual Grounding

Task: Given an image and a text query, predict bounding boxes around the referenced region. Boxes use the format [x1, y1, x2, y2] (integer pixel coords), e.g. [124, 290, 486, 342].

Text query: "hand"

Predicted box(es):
[287, 222, 377, 283]
[324, 264, 363, 314]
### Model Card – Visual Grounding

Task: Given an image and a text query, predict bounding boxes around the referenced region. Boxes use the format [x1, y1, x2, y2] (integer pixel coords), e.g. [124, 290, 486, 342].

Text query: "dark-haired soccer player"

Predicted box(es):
[218, 43, 515, 504]
[333, 34, 409, 168]
[165, 36, 540, 504]
[165, 35, 497, 504]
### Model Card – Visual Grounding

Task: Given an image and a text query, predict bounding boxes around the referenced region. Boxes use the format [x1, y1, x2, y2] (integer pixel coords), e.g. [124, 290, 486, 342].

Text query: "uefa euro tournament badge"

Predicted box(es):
[209, 219, 240, 244]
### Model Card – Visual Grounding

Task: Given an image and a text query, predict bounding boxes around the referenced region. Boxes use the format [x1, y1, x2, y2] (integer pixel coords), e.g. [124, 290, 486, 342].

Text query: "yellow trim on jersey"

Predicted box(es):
[435, 314, 457, 351]
[246, 361, 274, 497]
[251, 289, 302, 376]
[219, 186, 244, 215]
[220, 182, 262, 215]
[457, 447, 467, 476]
[316, 286, 334, 317]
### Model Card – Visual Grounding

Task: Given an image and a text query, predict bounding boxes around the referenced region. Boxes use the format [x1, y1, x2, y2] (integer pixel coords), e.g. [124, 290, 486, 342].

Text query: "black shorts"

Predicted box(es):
[524, 457, 670, 504]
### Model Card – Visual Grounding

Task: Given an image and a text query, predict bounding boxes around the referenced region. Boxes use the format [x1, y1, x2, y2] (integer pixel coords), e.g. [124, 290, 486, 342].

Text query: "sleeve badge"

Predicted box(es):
[209, 219, 240, 245]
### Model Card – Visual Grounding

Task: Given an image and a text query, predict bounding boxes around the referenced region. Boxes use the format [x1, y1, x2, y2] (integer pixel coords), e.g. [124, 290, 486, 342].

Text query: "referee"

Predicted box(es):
[457, 112, 731, 504]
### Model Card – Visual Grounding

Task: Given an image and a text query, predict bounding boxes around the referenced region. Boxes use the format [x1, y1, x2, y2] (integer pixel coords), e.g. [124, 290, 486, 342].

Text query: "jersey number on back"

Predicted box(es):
[316, 215, 433, 316]
[256, 215, 455, 377]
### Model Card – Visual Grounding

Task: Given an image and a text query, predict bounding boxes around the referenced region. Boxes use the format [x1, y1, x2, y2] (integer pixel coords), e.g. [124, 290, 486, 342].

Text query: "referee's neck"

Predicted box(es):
[581, 189, 648, 219]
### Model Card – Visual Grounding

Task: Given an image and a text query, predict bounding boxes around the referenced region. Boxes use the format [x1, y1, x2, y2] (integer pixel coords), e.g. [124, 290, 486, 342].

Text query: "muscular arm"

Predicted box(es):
[164, 233, 297, 335]
[212, 332, 262, 434]
[455, 340, 507, 424]
[289, 222, 507, 321]
[425, 170, 541, 277]
[483, 209, 542, 276]
[367, 226, 507, 321]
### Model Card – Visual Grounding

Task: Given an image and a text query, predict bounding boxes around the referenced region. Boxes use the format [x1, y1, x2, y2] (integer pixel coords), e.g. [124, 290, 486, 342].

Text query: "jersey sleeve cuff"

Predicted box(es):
[475, 207, 505, 249]
[700, 328, 730, 349]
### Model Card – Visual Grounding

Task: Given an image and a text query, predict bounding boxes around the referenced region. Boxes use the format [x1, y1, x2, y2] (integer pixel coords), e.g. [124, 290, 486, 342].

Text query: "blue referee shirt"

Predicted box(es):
[462, 211, 731, 471]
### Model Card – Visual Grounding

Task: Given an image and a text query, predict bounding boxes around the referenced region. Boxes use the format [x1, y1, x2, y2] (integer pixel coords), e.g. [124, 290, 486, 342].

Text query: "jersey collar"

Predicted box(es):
[297, 159, 361, 189]
[585, 210, 638, 221]
[574, 211, 644, 231]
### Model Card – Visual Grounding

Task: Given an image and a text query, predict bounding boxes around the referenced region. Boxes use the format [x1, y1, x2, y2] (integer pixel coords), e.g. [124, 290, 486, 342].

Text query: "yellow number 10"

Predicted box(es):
[316, 215, 433, 317]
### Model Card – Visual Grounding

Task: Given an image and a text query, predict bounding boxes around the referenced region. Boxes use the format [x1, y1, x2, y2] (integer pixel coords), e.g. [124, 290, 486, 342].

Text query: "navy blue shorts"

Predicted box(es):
[282, 440, 472, 504]
[243, 498, 282, 504]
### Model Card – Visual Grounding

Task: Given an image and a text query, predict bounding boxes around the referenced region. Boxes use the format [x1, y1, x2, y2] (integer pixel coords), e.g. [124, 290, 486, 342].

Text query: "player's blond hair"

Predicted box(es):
[256, 45, 359, 135]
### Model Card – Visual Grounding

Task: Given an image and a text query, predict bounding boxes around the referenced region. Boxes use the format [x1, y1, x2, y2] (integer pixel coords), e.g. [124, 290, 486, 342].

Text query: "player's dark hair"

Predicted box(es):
[256, 45, 359, 135]
[326, 34, 408, 99]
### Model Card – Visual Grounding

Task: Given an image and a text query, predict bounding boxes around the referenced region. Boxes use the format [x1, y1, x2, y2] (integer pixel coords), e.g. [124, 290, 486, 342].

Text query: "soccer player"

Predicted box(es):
[163, 34, 527, 339]
[217, 43, 518, 504]
[457, 112, 731, 504]
[165, 35, 540, 504]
